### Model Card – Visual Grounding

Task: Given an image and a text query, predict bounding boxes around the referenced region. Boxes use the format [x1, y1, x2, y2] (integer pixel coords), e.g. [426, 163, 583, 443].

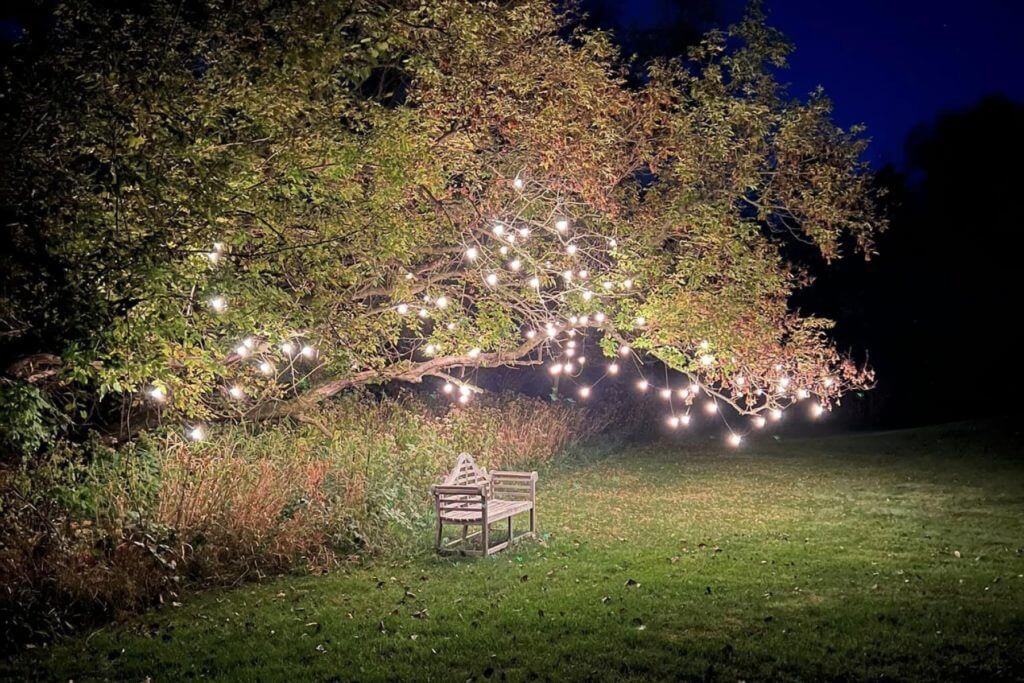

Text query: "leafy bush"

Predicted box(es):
[0, 392, 639, 644]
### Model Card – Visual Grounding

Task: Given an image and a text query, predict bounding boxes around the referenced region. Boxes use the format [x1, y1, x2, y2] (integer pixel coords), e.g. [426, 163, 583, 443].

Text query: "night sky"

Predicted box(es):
[585, 0, 1024, 168]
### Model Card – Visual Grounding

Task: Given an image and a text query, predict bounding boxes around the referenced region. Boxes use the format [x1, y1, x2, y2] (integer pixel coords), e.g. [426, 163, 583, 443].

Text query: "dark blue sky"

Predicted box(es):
[589, 0, 1024, 167]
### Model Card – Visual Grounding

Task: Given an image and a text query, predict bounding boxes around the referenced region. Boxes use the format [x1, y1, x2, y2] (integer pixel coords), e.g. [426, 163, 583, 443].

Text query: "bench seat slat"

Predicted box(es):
[439, 498, 532, 523]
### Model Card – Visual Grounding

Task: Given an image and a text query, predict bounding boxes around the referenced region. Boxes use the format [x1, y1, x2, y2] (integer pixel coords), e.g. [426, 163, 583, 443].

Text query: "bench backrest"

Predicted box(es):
[443, 452, 490, 488]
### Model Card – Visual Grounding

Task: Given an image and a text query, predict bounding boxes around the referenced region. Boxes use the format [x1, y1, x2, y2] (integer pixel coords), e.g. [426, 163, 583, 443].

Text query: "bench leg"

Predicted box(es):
[435, 518, 443, 551]
[508, 516, 513, 544]
[529, 507, 536, 535]
[481, 521, 490, 557]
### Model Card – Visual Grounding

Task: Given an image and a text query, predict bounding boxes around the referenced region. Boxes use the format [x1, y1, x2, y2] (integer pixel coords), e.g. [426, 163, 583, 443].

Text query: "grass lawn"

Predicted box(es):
[5, 423, 1024, 681]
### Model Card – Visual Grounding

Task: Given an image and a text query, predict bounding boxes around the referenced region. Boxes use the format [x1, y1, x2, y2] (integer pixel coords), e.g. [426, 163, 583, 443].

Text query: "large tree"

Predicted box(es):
[0, 0, 882, 444]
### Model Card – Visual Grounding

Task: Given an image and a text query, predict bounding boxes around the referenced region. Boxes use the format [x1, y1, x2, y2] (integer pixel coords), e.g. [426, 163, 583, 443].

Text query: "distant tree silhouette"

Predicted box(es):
[801, 95, 1024, 426]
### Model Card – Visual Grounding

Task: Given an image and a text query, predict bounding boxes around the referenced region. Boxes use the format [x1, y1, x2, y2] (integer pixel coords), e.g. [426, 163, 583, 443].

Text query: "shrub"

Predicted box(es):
[0, 391, 637, 644]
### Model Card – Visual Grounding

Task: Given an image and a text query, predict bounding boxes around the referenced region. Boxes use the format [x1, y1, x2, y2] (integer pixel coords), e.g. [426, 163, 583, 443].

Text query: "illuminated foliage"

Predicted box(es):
[0, 0, 882, 440]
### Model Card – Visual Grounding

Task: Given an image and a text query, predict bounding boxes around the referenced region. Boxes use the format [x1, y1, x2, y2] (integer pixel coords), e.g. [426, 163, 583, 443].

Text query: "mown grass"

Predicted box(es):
[5, 423, 1024, 681]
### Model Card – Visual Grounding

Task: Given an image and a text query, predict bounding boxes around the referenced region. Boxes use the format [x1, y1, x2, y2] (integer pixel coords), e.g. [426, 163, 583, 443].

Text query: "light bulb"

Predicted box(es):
[578, 386, 591, 398]
[753, 416, 766, 428]
[435, 296, 448, 309]
[566, 244, 577, 256]
[513, 177, 524, 189]
[466, 247, 479, 260]
[700, 354, 715, 367]
[148, 387, 166, 402]
[397, 303, 409, 315]
[492, 223, 505, 236]
[549, 363, 563, 375]
[680, 415, 691, 426]
[667, 416, 680, 429]
[485, 273, 498, 286]
[469, 347, 481, 359]
[770, 409, 783, 421]
[229, 385, 244, 400]
[619, 345, 631, 357]
[555, 219, 568, 232]
[608, 362, 619, 375]
[442, 382, 454, 394]
[811, 403, 825, 418]
[637, 380, 649, 391]
[728, 433, 742, 447]
[594, 311, 606, 323]
[189, 426, 205, 441]
[300, 345, 315, 358]
[509, 259, 521, 271]
[259, 361, 274, 375]
[525, 329, 536, 339]
[659, 388, 672, 400]
[529, 276, 541, 288]
[704, 401, 718, 414]
[281, 341, 295, 355]
[235, 344, 248, 357]
[209, 296, 227, 313]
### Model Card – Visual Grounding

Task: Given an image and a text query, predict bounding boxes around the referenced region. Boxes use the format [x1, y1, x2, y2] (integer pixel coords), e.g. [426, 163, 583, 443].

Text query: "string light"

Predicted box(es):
[148, 386, 166, 402]
[259, 361, 274, 375]
[492, 223, 505, 236]
[513, 177, 524, 190]
[667, 416, 680, 429]
[752, 416, 767, 428]
[235, 344, 249, 357]
[466, 247, 479, 260]
[529, 276, 541, 288]
[680, 414, 691, 426]
[397, 303, 409, 315]
[728, 433, 743, 447]
[636, 379, 649, 391]
[659, 388, 672, 400]
[608, 362, 619, 374]
[435, 296, 449, 309]
[209, 296, 227, 313]
[300, 345, 315, 358]
[424, 344, 438, 356]
[549, 363, 563, 375]
[635, 316, 646, 327]
[699, 354, 715, 367]
[468, 347, 481, 359]
[525, 329, 536, 339]
[594, 311, 605, 323]
[704, 401, 718, 414]
[509, 259, 522, 271]
[555, 219, 568, 232]
[770, 408, 783, 421]
[442, 382, 454, 394]
[228, 385, 245, 400]
[578, 386, 591, 398]
[797, 388, 810, 400]
[811, 403, 825, 418]
[677, 388, 689, 399]
[281, 341, 295, 355]
[189, 426, 206, 441]
[619, 345, 631, 356]
[518, 227, 530, 238]
[485, 273, 499, 287]
[566, 244, 577, 256]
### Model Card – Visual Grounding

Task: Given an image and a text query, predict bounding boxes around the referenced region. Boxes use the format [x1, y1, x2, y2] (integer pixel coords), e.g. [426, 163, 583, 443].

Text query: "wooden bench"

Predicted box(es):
[431, 453, 537, 556]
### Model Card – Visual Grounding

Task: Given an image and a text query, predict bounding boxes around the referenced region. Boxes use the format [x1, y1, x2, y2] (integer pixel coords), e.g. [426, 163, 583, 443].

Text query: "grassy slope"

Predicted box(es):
[5, 424, 1024, 681]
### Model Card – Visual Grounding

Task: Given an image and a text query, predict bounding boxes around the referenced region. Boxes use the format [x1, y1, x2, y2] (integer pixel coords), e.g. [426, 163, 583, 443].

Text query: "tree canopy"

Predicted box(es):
[0, 0, 883, 446]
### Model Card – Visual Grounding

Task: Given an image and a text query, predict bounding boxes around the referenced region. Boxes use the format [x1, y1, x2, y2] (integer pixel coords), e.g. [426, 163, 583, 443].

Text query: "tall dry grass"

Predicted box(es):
[1, 391, 639, 644]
